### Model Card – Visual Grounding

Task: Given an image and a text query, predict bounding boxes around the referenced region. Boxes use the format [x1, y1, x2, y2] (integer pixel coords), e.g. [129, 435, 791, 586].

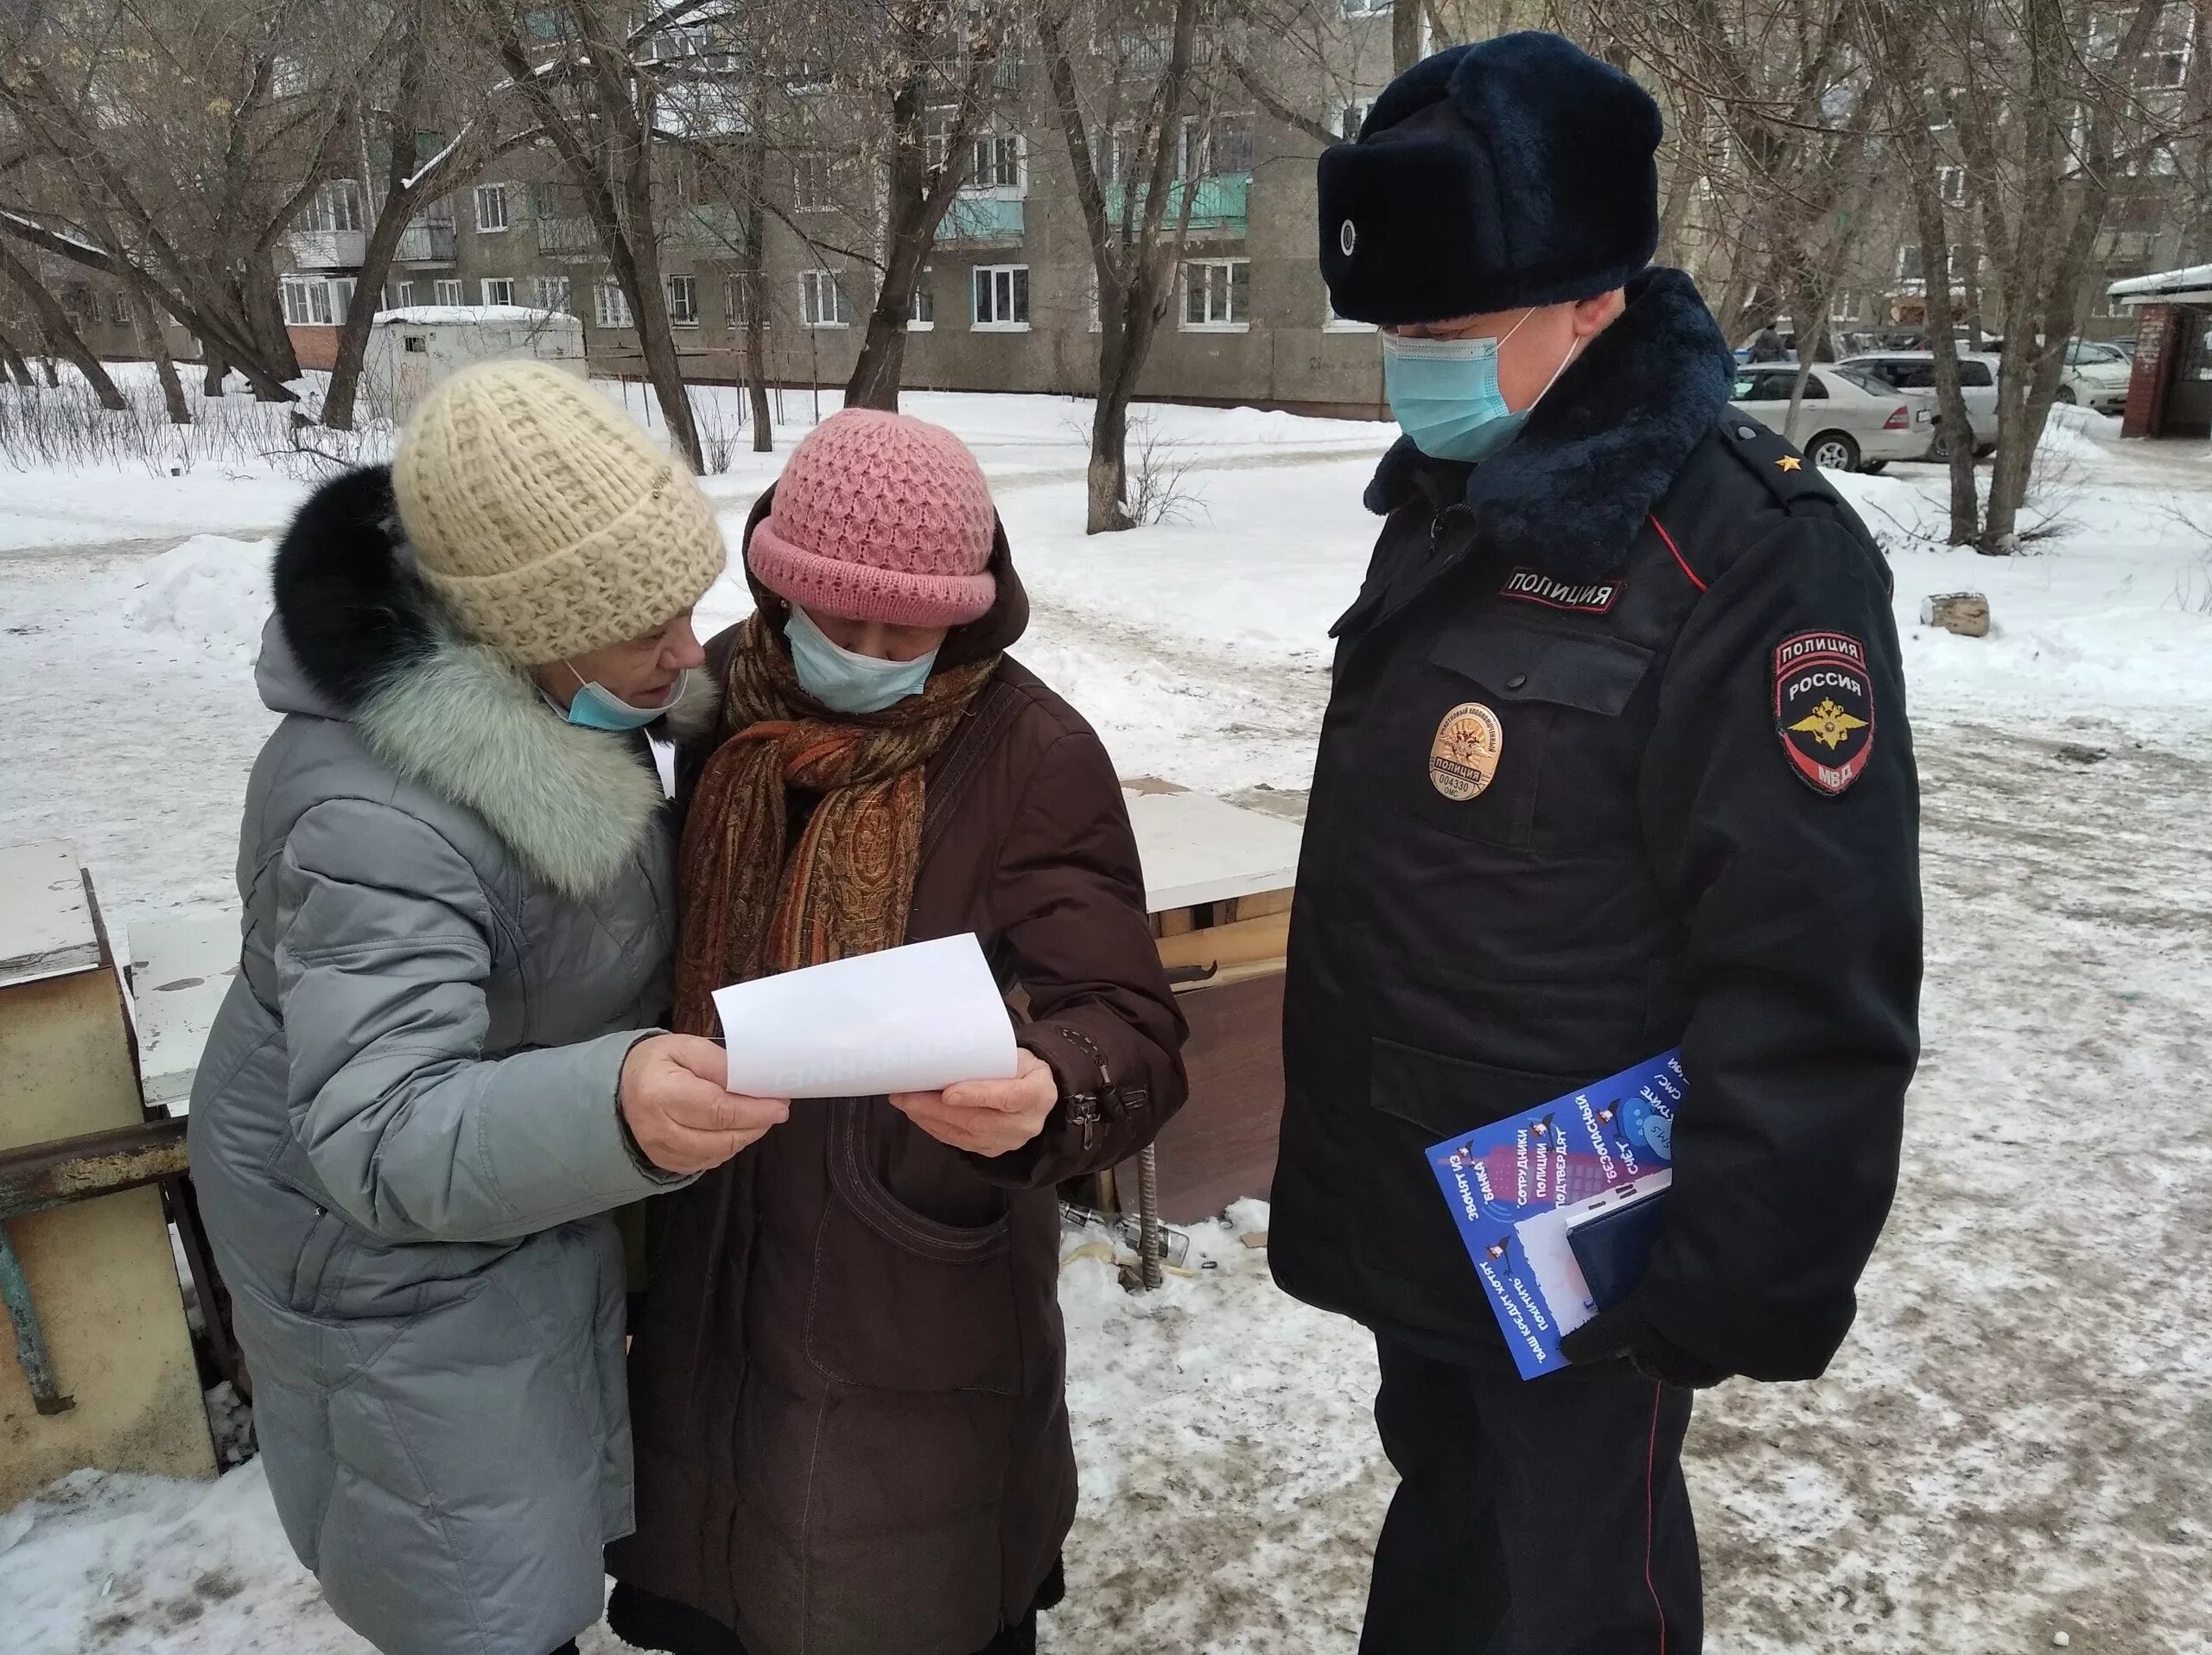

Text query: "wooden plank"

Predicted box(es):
[1124, 790, 1304, 913]
[129, 912, 240, 1115]
[0, 843, 101, 990]
[1225, 888, 1294, 923]
[1126, 971, 1286, 1225]
[1154, 912, 1292, 973]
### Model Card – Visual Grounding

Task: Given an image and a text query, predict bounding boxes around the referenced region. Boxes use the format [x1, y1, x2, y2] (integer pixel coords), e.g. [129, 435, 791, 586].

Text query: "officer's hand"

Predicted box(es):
[620, 1034, 789, 1174]
[889, 1050, 1058, 1157]
[1560, 1302, 1732, 1389]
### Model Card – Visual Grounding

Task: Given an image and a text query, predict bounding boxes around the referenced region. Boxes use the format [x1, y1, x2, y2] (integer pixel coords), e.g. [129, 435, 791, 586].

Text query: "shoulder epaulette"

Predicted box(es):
[1718, 416, 1846, 513]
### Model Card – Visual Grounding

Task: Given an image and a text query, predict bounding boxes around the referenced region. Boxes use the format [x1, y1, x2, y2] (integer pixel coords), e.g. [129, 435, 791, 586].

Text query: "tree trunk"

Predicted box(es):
[1393, 0, 1424, 72]
[322, 208, 413, 430]
[37, 351, 60, 386]
[740, 136, 773, 454]
[0, 328, 34, 387]
[124, 274, 189, 424]
[200, 344, 229, 396]
[1087, 322, 1137, 532]
[0, 245, 129, 408]
[244, 252, 300, 391]
[620, 236, 703, 470]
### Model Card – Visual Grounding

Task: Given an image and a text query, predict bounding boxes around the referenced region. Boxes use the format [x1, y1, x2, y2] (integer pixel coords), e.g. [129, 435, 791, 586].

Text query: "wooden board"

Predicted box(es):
[1124, 971, 1287, 1225]
[1124, 789, 1304, 914]
[129, 912, 241, 1116]
[0, 842, 103, 990]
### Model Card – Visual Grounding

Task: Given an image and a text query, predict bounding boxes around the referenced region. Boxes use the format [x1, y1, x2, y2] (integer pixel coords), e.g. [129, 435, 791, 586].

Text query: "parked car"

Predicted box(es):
[2058, 340, 2133, 414]
[1728, 364, 1925, 473]
[1840, 351, 2003, 458]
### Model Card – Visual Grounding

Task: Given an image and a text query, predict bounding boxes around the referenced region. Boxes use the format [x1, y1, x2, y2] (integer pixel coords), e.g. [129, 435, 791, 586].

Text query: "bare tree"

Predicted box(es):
[0, 239, 126, 405]
[478, 0, 707, 468]
[1040, 0, 1222, 532]
[840, 1, 1015, 411]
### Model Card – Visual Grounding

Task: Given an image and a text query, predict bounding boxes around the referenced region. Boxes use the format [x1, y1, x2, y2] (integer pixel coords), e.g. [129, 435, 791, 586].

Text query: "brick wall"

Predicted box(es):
[287, 325, 341, 372]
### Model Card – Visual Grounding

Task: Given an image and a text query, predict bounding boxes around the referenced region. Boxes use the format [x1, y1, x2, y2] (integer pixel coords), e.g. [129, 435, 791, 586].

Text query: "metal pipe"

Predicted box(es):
[0, 1224, 73, 1415]
[1137, 1144, 1164, 1291]
[0, 1118, 189, 1222]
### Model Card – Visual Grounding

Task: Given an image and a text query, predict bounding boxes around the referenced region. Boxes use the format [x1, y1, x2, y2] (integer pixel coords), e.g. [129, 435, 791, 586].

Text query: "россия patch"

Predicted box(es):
[1771, 630, 1874, 795]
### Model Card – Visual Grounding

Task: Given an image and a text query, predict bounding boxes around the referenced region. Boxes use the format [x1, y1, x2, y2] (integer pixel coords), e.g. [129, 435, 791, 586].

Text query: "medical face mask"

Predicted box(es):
[560, 664, 689, 731]
[785, 606, 939, 715]
[1382, 310, 1580, 464]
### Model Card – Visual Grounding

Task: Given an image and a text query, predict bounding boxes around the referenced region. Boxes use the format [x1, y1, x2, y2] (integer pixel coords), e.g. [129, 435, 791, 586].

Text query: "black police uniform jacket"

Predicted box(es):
[1270, 269, 1923, 1384]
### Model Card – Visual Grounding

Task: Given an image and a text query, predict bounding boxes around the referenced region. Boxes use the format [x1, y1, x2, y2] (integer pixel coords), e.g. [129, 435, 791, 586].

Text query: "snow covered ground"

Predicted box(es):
[3, 367, 2211, 1652]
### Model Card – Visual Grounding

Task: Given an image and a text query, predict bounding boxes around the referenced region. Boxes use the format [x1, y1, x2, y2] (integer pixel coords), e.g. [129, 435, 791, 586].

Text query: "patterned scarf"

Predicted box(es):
[672, 612, 1001, 1035]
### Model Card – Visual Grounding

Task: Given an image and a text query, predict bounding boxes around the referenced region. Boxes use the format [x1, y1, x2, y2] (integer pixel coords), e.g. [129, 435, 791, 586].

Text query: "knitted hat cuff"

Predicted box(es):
[422, 481, 727, 665]
[749, 514, 997, 628]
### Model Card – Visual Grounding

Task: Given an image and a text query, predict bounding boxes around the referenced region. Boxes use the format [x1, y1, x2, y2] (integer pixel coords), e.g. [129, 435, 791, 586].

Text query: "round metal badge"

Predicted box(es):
[1339, 219, 1357, 256]
[1429, 703, 1505, 801]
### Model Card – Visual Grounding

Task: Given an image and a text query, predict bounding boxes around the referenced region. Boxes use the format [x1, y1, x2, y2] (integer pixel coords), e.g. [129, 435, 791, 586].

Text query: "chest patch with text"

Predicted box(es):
[1772, 631, 1874, 796]
[1498, 568, 1622, 614]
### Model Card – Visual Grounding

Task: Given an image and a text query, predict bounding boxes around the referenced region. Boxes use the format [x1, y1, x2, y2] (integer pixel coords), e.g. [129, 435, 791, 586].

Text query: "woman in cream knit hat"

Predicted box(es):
[188, 360, 788, 1655]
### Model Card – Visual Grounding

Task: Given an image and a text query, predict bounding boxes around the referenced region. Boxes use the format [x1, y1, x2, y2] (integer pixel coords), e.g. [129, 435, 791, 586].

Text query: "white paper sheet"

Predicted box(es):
[711, 933, 1020, 1099]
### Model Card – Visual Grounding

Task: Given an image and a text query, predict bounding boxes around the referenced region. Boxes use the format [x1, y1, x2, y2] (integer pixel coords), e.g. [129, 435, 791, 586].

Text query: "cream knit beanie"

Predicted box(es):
[391, 360, 728, 665]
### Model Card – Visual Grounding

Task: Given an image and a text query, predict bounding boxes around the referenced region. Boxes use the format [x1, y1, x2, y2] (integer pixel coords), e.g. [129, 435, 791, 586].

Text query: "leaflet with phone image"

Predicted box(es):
[1423, 1050, 1684, 1380]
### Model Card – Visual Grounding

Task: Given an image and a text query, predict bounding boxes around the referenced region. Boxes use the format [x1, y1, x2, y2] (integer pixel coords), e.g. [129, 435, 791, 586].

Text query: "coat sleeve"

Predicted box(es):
[1633, 511, 1923, 1381]
[273, 796, 686, 1244]
[974, 726, 1190, 1188]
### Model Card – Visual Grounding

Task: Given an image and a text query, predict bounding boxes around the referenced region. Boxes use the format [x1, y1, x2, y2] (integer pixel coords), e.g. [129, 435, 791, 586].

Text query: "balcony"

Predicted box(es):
[680, 203, 746, 254]
[940, 195, 1026, 245]
[537, 216, 602, 258]
[1103, 173, 1249, 238]
[289, 228, 365, 269]
[395, 220, 457, 264]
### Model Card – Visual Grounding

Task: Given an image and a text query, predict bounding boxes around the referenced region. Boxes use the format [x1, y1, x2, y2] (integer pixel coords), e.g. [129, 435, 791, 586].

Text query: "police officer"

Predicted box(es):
[1270, 34, 1922, 1653]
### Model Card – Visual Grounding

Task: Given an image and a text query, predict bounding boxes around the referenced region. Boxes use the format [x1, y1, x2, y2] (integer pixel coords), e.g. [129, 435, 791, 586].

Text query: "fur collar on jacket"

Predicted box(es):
[271, 465, 667, 902]
[1363, 265, 1735, 582]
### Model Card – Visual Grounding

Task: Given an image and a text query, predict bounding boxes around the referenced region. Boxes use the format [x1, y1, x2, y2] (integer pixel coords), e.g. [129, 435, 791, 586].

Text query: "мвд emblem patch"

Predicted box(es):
[1430, 703, 1504, 800]
[1772, 631, 1875, 795]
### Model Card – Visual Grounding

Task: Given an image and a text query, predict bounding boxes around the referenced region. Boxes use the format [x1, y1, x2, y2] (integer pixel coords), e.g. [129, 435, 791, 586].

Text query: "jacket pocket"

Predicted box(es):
[805, 1102, 1022, 1396]
[1368, 1035, 1584, 1143]
[289, 1205, 350, 1315]
[1395, 619, 1655, 850]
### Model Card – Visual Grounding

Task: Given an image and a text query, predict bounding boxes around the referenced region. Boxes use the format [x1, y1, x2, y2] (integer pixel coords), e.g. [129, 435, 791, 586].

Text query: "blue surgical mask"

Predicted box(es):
[560, 665, 689, 731]
[1382, 311, 1579, 464]
[785, 606, 939, 714]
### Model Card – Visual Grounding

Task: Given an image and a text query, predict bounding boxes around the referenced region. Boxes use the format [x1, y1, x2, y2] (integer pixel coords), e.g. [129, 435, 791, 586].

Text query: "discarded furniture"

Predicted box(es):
[0, 842, 216, 1505]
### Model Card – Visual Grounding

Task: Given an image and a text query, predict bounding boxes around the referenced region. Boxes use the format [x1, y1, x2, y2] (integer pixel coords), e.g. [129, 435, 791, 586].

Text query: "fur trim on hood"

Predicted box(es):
[270, 465, 665, 902]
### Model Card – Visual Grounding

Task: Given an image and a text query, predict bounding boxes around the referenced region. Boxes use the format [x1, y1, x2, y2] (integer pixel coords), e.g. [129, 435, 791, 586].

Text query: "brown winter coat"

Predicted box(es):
[607, 495, 1188, 1655]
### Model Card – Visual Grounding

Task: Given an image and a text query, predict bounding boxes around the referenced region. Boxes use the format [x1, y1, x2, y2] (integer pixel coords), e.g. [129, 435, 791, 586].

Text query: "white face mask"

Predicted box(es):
[557, 664, 688, 730]
[784, 607, 939, 714]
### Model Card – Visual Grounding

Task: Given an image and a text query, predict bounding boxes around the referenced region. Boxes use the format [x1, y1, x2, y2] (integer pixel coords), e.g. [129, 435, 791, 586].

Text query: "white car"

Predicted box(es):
[2058, 341, 2132, 415]
[1840, 351, 2003, 458]
[1728, 364, 1926, 473]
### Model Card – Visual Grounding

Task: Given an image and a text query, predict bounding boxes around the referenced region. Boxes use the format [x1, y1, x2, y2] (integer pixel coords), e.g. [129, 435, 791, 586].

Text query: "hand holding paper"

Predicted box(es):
[712, 933, 1021, 1100]
[620, 1034, 790, 1174]
[891, 1049, 1059, 1157]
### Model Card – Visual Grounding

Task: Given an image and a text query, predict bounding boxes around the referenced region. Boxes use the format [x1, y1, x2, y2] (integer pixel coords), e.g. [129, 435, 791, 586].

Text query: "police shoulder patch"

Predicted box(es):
[1772, 630, 1875, 796]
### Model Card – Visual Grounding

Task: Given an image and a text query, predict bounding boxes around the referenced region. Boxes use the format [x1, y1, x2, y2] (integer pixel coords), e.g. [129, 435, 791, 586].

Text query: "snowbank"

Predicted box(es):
[120, 536, 275, 664]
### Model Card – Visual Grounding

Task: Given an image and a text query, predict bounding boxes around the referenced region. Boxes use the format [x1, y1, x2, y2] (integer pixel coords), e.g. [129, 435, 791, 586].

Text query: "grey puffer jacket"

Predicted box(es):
[188, 466, 707, 1655]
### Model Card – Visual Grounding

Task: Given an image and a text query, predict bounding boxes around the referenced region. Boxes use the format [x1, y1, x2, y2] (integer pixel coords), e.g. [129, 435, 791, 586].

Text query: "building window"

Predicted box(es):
[434, 277, 464, 306]
[969, 130, 1025, 193]
[793, 152, 836, 211]
[1938, 166, 1966, 206]
[481, 277, 516, 307]
[109, 290, 131, 326]
[534, 276, 571, 315]
[725, 273, 769, 330]
[667, 273, 699, 325]
[1179, 114, 1255, 178]
[596, 281, 634, 328]
[474, 183, 510, 232]
[280, 275, 336, 326]
[1183, 258, 1250, 330]
[1897, 245, 1924, 283]
[910, 272, 935, 330]
[800, 269, 852, 328]
[391, 280, 416, 309]
[972, 264, 1030, 330]
[1324, 296, 1375, 334]
[1341, 0, 1390, 13]
[925, 106, 957, 175]
[1338, 100, 1374, 140]
[404, 334, 428, 353]
[302, 180, 364, 233]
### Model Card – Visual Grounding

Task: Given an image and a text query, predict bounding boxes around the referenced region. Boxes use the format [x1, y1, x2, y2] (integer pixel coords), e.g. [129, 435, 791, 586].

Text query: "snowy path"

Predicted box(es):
[5, 384, 2212, 1652]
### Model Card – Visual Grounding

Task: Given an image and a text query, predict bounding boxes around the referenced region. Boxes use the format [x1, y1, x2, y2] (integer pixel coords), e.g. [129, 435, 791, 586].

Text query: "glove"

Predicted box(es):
[1559, 1301, 1732, 1390]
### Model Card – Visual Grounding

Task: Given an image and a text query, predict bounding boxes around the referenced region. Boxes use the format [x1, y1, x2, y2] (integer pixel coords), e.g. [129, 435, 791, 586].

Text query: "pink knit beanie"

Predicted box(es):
[748, 408, 997, 628]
